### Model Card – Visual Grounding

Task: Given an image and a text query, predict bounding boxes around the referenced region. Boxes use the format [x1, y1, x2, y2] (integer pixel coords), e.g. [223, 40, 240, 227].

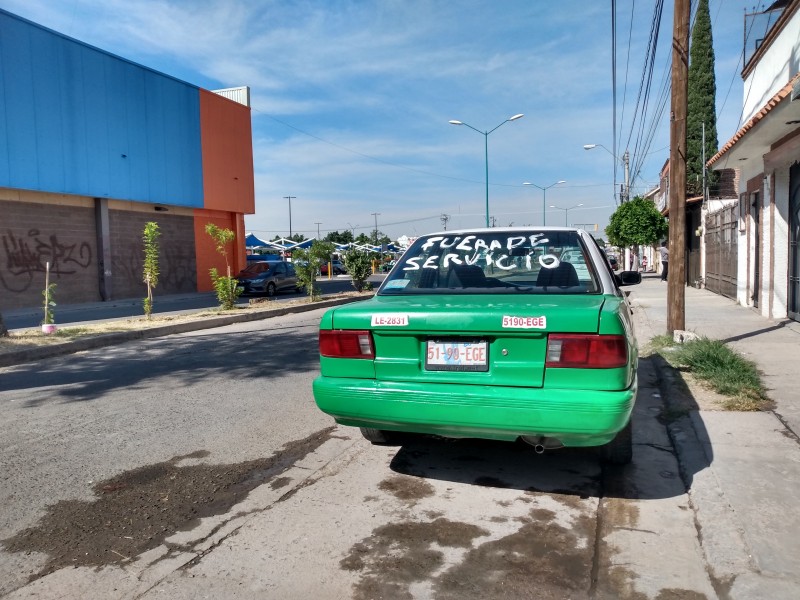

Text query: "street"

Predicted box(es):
[0, 299, 727, 599]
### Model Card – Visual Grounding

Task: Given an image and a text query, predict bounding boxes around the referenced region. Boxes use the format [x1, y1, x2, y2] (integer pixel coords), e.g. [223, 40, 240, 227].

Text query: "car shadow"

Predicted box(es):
[388, 355, 713, 501]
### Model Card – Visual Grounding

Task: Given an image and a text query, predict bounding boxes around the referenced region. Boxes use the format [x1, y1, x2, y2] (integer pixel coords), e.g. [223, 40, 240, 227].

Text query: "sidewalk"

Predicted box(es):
[629, 274, 800, 598]
[0, 294, 364, 368]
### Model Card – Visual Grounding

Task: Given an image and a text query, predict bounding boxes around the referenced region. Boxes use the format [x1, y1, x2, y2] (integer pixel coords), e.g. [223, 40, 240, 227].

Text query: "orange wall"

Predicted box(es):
[199, 89, 255, 215]
[194, 209, 247, 292]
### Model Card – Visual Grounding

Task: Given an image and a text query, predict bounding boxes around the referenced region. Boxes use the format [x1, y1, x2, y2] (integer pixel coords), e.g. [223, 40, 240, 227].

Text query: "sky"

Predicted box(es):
[4, 0, 759, 242]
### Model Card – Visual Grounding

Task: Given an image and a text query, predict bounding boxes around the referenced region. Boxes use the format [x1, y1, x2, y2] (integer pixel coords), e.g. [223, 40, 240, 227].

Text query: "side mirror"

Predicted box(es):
[616, 270, 642, 286]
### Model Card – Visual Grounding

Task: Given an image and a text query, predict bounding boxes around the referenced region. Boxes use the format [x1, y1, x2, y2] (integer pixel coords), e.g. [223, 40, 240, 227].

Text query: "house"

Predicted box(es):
[707, 0, 800, 321]
[656, 159, 739, 293]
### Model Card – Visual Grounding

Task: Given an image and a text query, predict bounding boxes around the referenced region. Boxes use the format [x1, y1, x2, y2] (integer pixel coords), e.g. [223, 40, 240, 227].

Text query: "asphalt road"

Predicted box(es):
[0, 302, 724, 598]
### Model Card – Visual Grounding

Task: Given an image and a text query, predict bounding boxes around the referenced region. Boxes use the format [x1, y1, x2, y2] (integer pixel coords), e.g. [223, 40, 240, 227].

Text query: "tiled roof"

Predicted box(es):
[707, 73, 800, 167]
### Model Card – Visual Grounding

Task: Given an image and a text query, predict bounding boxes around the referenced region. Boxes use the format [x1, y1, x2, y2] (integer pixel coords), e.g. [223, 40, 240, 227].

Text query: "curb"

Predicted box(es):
[0, 296, 366, 368]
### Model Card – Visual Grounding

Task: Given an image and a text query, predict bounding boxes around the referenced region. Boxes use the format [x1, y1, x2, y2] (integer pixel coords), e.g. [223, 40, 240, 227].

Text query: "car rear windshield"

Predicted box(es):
[379, 231, 600, 295]
[241, 262, 274, 274]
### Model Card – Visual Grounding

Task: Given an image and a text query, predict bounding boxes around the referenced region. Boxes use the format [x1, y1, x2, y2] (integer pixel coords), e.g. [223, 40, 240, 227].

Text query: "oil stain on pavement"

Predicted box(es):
[341, 506, 596, 600]
[1, 427, 334, 581]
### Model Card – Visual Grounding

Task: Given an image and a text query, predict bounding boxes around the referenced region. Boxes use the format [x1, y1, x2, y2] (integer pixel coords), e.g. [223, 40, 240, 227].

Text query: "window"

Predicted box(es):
[379, 230, 599, 296]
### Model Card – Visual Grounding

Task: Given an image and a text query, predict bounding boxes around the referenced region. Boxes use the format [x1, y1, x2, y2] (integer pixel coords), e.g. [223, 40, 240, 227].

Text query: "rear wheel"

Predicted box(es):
[598, 418, 633, 465]
[360, 427, 395, 444]
[266, 282, 276, 297]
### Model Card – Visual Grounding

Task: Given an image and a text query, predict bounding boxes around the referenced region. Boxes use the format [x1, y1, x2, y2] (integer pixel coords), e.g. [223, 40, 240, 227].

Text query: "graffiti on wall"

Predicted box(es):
[114, 241, 196, 295]
[0, 229, 93, 292]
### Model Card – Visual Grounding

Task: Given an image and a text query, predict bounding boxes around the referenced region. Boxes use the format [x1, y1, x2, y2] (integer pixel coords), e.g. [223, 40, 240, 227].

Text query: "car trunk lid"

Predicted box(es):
[331, 294, 605, 388]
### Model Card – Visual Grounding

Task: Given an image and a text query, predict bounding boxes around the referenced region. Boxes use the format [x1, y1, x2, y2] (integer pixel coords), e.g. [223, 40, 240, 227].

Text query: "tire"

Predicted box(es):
[360, 427, 395, 444]
[266, 282, 276, 297]
[598, 418, 633, 465]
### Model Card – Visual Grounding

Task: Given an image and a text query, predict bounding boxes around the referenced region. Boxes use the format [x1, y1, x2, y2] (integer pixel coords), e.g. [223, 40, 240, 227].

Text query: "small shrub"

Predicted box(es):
[205, 224, 241, 310]
[342, 249, 374, 292]
[209, 268, 242, 311]
[42, 282, 57, 325]
[293, 241, 335, 301]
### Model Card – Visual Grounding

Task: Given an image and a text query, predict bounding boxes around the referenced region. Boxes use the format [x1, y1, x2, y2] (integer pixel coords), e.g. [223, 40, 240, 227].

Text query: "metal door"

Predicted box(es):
[789, 163, 800, 321]
[704, 205, 738, 299]
[752, 192, 760, 308]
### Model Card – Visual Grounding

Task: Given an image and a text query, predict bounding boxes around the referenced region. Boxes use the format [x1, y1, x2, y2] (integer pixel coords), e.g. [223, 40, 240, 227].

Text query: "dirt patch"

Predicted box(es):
[378, 475, 436, 503]
[1, 427, 334, 581]
[679, 371, 731, 411]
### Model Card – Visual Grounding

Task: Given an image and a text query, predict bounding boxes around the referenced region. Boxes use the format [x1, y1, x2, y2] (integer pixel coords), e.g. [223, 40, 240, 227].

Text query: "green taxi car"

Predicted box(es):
[313, 228, 641, 464]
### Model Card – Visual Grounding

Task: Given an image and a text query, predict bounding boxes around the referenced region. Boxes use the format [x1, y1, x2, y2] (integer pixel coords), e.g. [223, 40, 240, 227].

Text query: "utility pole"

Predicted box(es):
[440, 214, 450, 230]
[622, 150, 630, 202]
[371, 212, 380, 245]
[668, 0, 689, 334]
[314, 222, 322, 239]
[283, 196, 296, 238]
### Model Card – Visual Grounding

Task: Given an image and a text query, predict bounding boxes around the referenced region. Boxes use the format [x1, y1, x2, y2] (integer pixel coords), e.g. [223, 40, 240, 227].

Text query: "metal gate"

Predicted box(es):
[789, 162, 800, 322]
[705, 205, 738, 299]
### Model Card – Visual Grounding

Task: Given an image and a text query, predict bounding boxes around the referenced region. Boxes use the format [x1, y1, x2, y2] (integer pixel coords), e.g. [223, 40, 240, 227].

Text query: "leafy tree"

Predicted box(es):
[605, 196, 668, 266]
[205, 223, 241, 310]
[325, 230, 354, 244]
[293, 240, 335, 302]
[355, 233, 372, 246]
[342, 248, 374, 292]
[142, 221, 160, 319]
[687, 0, 718, 196]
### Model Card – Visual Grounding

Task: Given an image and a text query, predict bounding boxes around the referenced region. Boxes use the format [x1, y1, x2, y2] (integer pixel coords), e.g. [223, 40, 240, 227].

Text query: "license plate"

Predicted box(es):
[425, 339, 488, 372]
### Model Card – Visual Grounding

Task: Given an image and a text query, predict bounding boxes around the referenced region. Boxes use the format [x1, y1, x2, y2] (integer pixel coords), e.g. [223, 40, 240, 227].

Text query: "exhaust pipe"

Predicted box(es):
[521, 436, 564, 453]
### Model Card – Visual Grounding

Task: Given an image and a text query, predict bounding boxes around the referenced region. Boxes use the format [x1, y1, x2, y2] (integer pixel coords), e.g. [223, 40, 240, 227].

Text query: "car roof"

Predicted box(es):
[418, 226, 587, 236]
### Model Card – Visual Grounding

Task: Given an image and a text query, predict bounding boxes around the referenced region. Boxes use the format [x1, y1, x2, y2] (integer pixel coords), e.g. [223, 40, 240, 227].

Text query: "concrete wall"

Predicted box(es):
[742, 6, 800, 122]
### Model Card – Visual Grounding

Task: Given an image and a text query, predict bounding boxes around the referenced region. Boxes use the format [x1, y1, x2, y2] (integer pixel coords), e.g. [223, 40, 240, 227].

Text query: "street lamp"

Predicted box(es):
[549, 203, 584, 226]
[450, 113, 524, 227]
[584, 144, 629, 203]
[283, 195, 296, 238]
[522, 180, 566, 226]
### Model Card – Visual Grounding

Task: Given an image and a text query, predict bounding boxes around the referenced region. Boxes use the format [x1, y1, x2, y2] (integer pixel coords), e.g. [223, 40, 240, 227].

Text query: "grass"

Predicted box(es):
[657, 336, 770, 411]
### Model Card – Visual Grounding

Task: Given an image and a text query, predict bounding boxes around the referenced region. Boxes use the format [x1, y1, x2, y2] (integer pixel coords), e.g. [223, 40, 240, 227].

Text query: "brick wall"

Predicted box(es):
[0, 198, 100, 311]
[110, 210, 197, 300]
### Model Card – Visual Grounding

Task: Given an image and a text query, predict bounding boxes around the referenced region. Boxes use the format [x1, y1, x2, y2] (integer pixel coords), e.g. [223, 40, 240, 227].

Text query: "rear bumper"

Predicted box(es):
[313, 377, 636, 447]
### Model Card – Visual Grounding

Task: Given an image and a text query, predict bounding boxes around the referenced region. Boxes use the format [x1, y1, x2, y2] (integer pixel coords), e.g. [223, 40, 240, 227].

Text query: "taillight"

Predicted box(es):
[546, 334, 627, 368]
[319, 330, 375, 359]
